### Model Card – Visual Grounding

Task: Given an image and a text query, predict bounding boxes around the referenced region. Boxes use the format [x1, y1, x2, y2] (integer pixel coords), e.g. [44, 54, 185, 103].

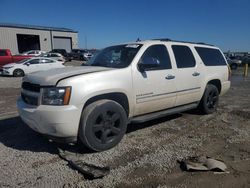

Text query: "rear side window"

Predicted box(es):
[195, 47, 227, 66]
[0, 50, 6, 56]
[29, 59, 40, 64]
[41, 59, 54, 63]
[141, 45, 172, 70]
[172, 45, 196, 68]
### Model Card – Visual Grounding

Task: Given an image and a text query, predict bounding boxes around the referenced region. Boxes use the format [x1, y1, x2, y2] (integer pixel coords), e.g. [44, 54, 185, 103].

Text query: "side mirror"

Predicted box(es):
[25, 62, 30, 66]
[138, 57, 160, 72]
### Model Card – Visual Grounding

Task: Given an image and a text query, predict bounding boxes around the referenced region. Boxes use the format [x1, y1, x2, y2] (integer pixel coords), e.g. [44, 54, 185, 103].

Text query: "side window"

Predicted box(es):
[172, 45, 196, 68]
[28, 59, 40, 64]
[140, 45, 172, 70]
[0, 50, 6, 56]
[195, 47, 227, 66]
[41, 59, 54, 63]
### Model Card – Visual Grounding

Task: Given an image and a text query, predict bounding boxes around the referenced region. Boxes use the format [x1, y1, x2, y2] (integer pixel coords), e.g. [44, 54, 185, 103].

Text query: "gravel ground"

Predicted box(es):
[0, 65, 250, 188]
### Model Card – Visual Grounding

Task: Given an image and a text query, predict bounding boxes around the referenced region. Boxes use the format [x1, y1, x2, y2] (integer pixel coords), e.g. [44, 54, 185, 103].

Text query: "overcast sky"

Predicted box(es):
[0, 0, 249, 51]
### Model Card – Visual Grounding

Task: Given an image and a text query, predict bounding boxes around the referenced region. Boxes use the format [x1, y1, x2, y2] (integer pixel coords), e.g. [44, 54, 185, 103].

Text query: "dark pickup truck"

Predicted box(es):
[0, 49, 32, 68]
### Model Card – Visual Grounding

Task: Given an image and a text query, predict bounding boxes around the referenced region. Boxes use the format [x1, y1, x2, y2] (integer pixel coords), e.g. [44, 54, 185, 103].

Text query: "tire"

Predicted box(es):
[13, 69, 24, 77]
[79, 100, 128, 151]
[230, 63, 238, 70]
[198, 84, 219, 114]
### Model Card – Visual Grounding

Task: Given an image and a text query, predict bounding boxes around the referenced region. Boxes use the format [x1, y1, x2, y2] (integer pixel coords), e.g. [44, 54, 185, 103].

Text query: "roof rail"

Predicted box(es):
[152, 38, 172, 41]
[151, 38, 214, 46]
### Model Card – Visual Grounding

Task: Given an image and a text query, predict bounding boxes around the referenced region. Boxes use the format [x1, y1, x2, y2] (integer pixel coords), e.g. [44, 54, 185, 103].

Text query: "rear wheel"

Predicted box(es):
[79, 100, 128, 151]
[199, 84, 219, 114]
[13, 69, 24, 77]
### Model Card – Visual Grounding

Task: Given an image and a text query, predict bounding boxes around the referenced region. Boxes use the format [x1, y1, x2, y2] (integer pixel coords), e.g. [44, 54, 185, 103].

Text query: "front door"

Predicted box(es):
[24, 59, 40, 74]
[133, 44, 177, 116]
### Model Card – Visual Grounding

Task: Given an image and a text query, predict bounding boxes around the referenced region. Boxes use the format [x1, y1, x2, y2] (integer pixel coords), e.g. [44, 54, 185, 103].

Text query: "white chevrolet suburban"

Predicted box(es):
[17, 39, 231, 151]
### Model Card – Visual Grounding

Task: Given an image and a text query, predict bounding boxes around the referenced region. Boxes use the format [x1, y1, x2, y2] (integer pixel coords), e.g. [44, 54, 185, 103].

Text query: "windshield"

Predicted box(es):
[85, 44, 142, 68]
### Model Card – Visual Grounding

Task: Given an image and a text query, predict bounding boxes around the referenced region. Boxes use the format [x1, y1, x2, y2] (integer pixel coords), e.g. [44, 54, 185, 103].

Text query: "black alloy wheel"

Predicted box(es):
[206, 89, 218, 110]
[79, 100, 127, 151]
[13, 69, 24, 77]
[199, 84, 219, 114]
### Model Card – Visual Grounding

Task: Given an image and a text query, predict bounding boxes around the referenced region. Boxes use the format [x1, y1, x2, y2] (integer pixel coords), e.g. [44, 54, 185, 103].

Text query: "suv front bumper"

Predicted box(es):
[17, 97, 82, 140]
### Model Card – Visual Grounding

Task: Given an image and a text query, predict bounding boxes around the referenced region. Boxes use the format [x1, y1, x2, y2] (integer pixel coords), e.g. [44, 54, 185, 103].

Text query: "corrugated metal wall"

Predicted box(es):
[0, 27, 78, 55]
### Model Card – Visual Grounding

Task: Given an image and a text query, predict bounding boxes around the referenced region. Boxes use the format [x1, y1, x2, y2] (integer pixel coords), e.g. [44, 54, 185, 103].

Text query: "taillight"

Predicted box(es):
[227, 65, 231, 80]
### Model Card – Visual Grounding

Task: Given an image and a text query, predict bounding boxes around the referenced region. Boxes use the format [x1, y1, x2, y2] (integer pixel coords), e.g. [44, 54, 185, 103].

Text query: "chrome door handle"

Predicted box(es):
[192, 72, 200, 76]
[165, 74, 175, 80]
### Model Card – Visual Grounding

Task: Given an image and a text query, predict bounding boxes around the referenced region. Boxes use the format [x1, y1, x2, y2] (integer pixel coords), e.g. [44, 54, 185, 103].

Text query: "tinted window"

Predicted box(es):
[0, 50, 6, 56]
[195, 47, 227, 66]
[41, 59, 54, 63]
[51, 54, 59, 57]
[140, 45, 171, 70]
[29, 59, 40, 64]
[172, 45, 196, 68]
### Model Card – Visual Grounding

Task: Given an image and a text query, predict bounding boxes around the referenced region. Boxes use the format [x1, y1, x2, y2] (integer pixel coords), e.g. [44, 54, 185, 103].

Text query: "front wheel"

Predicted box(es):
[13, 69, 24, 77]
[198, 84, 219, 114]
[79, 100, 128, 151]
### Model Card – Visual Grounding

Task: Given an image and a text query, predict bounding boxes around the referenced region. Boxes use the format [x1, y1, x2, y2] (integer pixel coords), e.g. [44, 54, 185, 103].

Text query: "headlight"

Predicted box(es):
[42, 87, 71, 105]
[3, 66, 13, 69]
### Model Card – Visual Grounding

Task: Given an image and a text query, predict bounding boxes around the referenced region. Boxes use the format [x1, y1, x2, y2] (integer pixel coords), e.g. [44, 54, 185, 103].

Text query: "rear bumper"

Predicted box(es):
[220, 81, 231, 96]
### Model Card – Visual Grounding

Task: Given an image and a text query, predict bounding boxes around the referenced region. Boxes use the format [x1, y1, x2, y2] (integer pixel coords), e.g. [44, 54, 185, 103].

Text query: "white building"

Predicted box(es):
[0, 23, 78, 54]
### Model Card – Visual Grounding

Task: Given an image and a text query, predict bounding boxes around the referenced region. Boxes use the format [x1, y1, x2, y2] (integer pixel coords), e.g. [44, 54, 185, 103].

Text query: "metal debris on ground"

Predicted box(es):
[178, 156, 228, 173]
[58, 148, 110, 179]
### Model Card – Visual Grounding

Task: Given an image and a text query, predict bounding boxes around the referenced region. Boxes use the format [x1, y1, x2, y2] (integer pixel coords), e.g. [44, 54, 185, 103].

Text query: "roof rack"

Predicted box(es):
[151, 38, 214, 46]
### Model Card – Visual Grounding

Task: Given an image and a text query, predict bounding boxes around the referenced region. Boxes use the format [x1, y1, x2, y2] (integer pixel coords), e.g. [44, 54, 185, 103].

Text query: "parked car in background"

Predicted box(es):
[70, 49, 93, 61]
[40, 53, 65, 62]
[2, 57, 64, 77]
[50, 49, 72, 62]
[241, 55, 250, 65]
[0, 49, 32, 69]
[226, 56, 242, 70]
[21, 50, 46, 56]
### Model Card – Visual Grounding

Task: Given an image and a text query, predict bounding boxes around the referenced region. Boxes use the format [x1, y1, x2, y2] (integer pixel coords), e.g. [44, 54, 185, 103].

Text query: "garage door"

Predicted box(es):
[53, 37, 72, 52]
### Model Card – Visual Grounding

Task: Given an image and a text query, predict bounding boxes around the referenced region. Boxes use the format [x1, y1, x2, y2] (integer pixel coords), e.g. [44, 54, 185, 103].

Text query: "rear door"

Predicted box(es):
[133, 44, 177, 116]
[171, 45, 203, 106]
[39, 59, 57, 70]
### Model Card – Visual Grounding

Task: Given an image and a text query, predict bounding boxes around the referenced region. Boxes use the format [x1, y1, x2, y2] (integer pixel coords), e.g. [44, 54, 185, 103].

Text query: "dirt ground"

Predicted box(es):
[0, 64, 249, 188]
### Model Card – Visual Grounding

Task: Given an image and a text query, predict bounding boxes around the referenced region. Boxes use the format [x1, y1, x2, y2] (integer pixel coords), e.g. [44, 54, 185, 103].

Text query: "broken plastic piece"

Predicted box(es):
[69, 160, 110, 179]
[58, 148, 110, 179]
[179, 156, 228, 172]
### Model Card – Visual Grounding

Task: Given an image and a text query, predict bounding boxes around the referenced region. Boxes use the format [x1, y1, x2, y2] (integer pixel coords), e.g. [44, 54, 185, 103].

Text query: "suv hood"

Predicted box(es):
[23, 66, 113, 86]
